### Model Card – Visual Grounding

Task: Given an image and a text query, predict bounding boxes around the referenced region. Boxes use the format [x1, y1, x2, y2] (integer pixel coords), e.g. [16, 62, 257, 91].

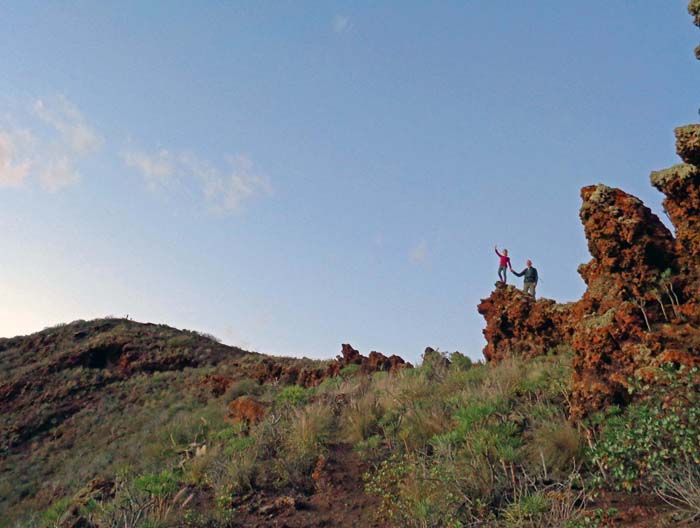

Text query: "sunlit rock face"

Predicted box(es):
[477, 284, 575, 363]
[480, 125, 700, 419]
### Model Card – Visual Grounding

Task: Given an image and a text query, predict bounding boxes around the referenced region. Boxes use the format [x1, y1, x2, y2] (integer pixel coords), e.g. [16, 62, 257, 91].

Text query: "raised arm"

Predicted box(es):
[494, 245, 503, 257]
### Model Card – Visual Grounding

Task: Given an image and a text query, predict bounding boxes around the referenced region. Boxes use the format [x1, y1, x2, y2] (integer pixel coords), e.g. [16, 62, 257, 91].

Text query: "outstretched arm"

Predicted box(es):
[512, 269, 524, 277]
[494, 245, 503, 257]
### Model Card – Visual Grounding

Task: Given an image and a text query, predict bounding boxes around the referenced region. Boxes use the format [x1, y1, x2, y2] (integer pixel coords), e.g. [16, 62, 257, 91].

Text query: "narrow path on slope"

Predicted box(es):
[232, 443, 386, 528]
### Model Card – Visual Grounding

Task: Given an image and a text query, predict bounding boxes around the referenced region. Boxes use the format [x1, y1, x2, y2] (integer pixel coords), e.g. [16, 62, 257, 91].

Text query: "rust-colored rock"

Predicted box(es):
[569, 184, 683, 417]
[338, 344, 362, 366]
[252, 344, 411, 388]
[674, 124, 700, 165]
[227, 396, 267, 425]
[479, 131, 700, 419]
[578, 184, 676, 288]
[251, 359, 328, 388]
[338, 344, 410, 374]
[201, 374, 235, 396]
[650, 163, 700, 291]
[691, 0, 700, 30]
[478, 283, 575, 362]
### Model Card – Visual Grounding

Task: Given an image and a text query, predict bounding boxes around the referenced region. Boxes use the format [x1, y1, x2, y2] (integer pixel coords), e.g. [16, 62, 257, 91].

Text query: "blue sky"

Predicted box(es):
[0, 2, 697, 362]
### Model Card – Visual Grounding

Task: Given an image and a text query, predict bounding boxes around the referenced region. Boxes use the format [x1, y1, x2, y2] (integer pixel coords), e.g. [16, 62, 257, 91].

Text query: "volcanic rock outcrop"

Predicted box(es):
[571, 185, 680, 416]
[650, 125, 700, 304]
[227, 395, 267, 425]
[691, 0, 700, 58]
[252, 344, 411, 387]
[479, 125, 700, 418]
[477, 284, 575, 362]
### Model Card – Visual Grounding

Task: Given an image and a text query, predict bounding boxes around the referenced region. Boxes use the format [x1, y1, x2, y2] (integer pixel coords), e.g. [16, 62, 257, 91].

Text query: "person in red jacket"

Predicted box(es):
[495, 245, 513, 284]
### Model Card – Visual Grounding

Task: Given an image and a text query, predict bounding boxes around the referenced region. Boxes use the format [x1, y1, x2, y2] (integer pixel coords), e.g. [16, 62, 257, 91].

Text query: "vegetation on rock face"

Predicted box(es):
[590, 365, 700, 496]
[480, 120, 700, 422]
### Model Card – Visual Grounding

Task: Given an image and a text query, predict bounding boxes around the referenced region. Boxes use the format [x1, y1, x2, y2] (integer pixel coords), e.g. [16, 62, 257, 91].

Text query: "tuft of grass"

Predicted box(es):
[225, 378, 263, 401]
[42, 496, 73, 523]
[526, 418, 583, 480]
[449, 351, 473, 371]
[277, 403, 335, 491]
[342, 390, 384, 444]
[502, 491, 550, 526]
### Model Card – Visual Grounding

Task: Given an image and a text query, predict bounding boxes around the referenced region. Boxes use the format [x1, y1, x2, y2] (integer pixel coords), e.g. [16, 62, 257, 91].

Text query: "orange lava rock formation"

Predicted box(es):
[479, 125, 700, 418]
[252, 344, 411, 387]
[201, 374, 236, 396]
[227, 396, 267, 426]
[477, 283, 575, 363]
[338, 344, 410, 375]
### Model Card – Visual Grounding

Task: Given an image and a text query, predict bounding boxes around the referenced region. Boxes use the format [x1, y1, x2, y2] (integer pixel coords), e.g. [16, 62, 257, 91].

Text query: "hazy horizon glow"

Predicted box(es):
[0, 2, 697, 362]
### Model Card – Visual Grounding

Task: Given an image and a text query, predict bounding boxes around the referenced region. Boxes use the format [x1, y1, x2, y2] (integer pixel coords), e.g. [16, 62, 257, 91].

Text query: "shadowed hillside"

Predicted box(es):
[0, 319, 411, 526]
[1, 320, 255, 520]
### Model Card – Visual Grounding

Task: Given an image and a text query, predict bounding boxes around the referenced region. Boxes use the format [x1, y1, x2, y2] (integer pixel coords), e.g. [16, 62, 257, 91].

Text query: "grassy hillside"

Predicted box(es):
[0, 318, 326, 526]
[3, 320, 700, 527]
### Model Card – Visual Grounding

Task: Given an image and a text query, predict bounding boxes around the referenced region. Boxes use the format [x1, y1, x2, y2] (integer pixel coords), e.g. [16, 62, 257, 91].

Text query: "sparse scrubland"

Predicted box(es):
[6, 328, 700, 528]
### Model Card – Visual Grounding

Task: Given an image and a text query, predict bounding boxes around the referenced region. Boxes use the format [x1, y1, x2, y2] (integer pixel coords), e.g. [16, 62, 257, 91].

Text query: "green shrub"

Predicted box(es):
[564, 508, 618, 528]
[372, 370, 389, 382]
[526, 418, 583, 480]
[42, 496, 73, 523]
[225, 378, 263, 400]
[275, 385, 312, 406]
[277, 404, 334, 491]
[397, 403, 451, 451]
[223, 436, 255, 456]
[340, 364, 361, 379]
[342, 391, 383, 443]
[449, 351, 473, 371]
[205, 438, 260, 505]
[365, 452, 492, 527]
[316, 375, 343, 393]
[354, 434, 384, 462]
[502, 492, 550, 526]
[590, 364, 700, 491]
[134, 469, 179, 497]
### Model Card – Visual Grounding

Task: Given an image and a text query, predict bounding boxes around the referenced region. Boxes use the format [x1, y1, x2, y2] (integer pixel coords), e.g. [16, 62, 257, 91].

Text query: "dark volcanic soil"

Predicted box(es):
[231, 443, 385, 528]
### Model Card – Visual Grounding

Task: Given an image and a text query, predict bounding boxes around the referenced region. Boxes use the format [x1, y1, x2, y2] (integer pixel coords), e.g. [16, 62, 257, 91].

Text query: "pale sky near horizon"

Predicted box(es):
[0, 2, 697, 363]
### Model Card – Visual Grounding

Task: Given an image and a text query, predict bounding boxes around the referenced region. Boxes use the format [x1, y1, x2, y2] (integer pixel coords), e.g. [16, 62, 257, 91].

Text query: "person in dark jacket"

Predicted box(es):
[512, 260, 538, 299]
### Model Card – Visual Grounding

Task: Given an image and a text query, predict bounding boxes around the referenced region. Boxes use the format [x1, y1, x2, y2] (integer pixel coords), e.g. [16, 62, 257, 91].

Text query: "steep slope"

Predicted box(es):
[0, 319, 261, 521]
